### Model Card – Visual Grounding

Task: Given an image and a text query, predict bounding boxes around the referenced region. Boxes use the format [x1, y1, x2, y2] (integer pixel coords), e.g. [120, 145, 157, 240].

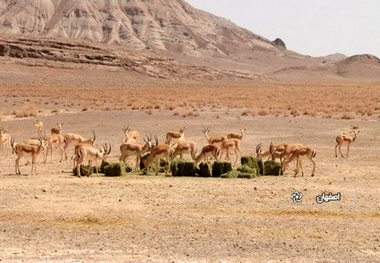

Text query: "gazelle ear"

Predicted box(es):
[92, 130, 96, 142]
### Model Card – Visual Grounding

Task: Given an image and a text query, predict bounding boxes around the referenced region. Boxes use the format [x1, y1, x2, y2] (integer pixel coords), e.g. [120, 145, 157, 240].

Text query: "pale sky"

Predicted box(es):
[187, 0, 380, 58]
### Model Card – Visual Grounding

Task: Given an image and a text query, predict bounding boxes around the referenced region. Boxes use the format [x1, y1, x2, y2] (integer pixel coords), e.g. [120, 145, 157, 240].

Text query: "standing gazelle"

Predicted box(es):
[33, 119, 44, 137]
[51, 123, 63, 135]
[0, 127, 12, 158]
[123, 126, 140, 143]
[335, 130, 360, 158]
[11, 136, 47, 175]
[227, 129, 246, 140]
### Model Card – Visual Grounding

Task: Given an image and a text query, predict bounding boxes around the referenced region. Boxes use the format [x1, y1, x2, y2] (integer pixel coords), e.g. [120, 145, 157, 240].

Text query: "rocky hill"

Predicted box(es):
[1, 0, 380, 82]
[0, 0, 282, 58]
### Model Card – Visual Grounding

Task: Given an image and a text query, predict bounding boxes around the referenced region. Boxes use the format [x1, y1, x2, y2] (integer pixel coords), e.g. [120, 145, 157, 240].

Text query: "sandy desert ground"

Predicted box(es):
[0, 62, 379, 262]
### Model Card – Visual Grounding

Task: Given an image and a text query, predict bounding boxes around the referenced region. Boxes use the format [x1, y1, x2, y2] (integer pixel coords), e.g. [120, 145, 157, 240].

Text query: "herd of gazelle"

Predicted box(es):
[0, 120, 360, 177]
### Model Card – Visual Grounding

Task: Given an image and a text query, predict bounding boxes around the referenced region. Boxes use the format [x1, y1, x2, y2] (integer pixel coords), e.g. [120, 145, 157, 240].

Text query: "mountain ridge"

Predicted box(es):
[1, 0, 380, 82]
[0, 0, 281, 58]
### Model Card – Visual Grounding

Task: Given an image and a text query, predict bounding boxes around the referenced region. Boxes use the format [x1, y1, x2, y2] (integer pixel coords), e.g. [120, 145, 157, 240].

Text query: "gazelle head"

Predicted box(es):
[10, 137, 16, 154]
[57, 123, 63, 130]
[101, 143, 112, 161]
[0, 127, 6, 135]
[202, 126, 210, 136]
[352, 130, 360, 141]
[256, 143, 263, 156]
[179, 126, 187, 133]
[39, 133, 48, 150]
[123, 126, 130, 136]
[143, 133, 154, 149]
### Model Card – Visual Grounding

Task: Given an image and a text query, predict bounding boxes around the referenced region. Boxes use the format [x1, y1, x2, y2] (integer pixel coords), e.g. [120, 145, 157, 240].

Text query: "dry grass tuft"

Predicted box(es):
[341, 112, 355, 120]
[13, 103, 39, 118]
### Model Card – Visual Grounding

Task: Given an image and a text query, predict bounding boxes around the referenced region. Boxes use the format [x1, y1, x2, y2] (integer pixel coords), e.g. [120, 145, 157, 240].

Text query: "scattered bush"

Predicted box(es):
[341, 112, 355, 120]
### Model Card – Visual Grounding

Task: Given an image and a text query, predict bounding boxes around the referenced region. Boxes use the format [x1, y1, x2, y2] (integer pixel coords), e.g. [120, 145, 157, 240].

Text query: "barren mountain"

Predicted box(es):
[0, 0, 380, 81]
[337, 54, 380, 80]
[0, 0, 280, 58]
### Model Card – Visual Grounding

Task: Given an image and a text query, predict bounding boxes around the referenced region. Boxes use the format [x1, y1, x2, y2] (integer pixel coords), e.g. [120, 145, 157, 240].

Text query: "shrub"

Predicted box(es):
[341, 112, 355, 120]
[13, 103, 38, 118]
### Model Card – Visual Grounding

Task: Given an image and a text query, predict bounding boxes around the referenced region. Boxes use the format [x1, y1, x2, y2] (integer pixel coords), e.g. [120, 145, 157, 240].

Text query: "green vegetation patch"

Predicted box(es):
[170, 159, 196, 177]
[196, 162, 213, 177]
[212, 161, 232, 177]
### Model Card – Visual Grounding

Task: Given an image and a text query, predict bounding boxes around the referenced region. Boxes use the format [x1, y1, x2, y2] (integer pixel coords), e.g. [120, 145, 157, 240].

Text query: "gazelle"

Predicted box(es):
[0, 127, 11, 158]
[123, 126, 140, 143]
[44, 133, 66, 163]
[63, 131, 96, 160]
[256, 143, 282, 161]
[227, 129, 246, 140]
[220, 137, 242, 166]
[335, 130, 360, 158]
[11, 136, 47, 175]
[119, 134, 153, 171]
[144, 135, 174, 176]
[202, 127, 226, 146]
[193, 144, 221, 168]
[281, 145, 317, 177]
[170, 138, 197, 161]
[165, 126, 186, 144]
[269, 142, 305, 168]
[33, 119, 44, 137]
[51, 123, 63, 135]
[75, 143, 112, 177]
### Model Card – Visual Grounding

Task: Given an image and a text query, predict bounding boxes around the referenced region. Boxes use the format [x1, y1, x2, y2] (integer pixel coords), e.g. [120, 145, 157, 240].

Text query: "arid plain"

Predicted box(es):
[0, 60, 379, 263]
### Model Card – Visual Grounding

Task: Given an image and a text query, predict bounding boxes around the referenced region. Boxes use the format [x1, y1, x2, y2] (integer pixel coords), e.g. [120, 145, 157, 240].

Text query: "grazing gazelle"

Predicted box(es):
[281, 145, 317, 177]
[119, 134, 153, 171]
[144, 135, 174, 176]
[74, 143, 112, 177]
[193, 144, 221, 168]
